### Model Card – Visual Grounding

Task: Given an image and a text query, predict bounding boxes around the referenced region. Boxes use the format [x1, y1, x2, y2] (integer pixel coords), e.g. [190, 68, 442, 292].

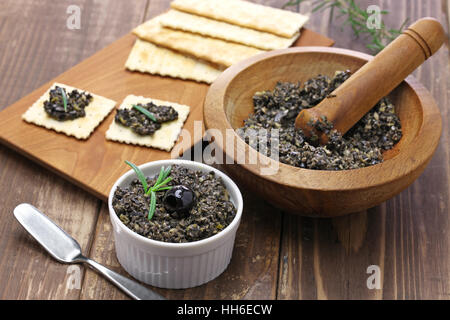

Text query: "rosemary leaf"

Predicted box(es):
[162, 165, 172, 180]
[148, 191, 156, 220]
[154, 166, 166, 186]
[151, 177, 173, 193]
[59, 87, 68, 113]
[154, 165, 171, 187]
[132, 104, 157, 122]
[155, 186, 173, 191]
[125, 160, 148, 193]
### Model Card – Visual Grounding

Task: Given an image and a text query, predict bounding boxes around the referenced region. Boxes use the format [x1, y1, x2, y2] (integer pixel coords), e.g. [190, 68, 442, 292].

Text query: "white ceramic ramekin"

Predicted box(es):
[108, 160, 243, 289]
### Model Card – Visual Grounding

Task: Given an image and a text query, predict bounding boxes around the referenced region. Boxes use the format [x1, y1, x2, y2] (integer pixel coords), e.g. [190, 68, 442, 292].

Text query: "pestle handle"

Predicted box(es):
[294, 17, 445, 145]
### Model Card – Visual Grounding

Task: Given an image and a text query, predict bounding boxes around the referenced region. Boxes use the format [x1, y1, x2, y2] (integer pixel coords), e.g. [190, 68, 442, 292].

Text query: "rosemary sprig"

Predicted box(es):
[283, 0, 408, 53]
[59, 87, 68, 112]
[124, 161, 172, 220]
[132, 104, 157, 122]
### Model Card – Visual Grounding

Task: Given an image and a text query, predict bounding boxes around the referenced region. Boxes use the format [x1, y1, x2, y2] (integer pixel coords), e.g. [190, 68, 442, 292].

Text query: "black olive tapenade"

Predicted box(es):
[114, 102, 178, 136]
[112, 165, 237, 243]
[43, 86, 93, 121]
[237, 71, 403, 170]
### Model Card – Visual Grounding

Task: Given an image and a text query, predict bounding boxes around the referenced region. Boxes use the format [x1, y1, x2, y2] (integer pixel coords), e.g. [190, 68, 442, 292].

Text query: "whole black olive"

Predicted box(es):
[163, 185, 196, 216]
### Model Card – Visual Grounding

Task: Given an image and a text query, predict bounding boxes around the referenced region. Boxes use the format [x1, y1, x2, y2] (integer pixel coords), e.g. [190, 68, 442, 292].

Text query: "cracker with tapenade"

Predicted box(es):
[105, 95, 190, 151]
[22, 83, 116, 140]
[125, 39, 222, 84]
[170, 0, 309, 38]
[159, 9, 300, 50]
[133, 14, 264, 68]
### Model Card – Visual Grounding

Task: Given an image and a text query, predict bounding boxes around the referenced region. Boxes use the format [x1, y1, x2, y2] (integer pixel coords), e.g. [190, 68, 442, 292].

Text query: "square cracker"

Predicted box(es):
[125, 39, 222, 84]
[170, 0, 309, 38]
[22, 83, 116, 140]
[133, 14, 264, 68]
[160, 10, 300, 51]
[105, 95, 190, 152]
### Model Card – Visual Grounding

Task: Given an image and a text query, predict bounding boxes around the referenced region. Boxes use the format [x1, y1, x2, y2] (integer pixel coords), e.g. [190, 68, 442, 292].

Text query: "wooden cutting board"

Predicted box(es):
[0, 29, 333, 201]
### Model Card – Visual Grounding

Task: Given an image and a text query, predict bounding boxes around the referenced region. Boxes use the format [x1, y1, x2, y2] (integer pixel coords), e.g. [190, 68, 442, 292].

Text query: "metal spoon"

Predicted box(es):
[13, 203, 165, 300]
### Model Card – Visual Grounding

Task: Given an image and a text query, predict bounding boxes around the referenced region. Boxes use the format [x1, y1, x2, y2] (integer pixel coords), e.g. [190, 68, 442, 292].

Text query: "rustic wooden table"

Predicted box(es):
[0, 0, 448, 300]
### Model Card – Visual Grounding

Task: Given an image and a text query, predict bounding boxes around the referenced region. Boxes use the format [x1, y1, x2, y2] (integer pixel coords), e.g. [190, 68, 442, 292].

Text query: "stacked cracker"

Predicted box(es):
[125, 0, 309, 84]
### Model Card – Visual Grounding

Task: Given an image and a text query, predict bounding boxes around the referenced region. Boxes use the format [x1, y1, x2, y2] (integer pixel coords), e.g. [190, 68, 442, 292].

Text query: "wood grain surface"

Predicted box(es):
[0, 32, 210, 201]
[0, 0, 448, 300]
[0, 11, 332, 203]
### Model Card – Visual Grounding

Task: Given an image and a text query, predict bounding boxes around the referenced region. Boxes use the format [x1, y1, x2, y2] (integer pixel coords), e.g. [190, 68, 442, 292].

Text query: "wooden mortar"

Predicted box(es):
[203, 20, 444, 217]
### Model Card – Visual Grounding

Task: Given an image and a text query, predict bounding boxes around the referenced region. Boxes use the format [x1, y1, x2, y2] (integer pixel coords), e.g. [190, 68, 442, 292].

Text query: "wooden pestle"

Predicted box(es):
[295, 17, 445, 145]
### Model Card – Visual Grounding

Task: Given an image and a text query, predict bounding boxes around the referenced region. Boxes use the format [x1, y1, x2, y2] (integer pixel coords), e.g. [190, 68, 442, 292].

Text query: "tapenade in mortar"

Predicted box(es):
[43, 86, 93, 121]
[115, 102, 178, 136]
[112, 165, 237, 243]
[236, 71, 402, 170]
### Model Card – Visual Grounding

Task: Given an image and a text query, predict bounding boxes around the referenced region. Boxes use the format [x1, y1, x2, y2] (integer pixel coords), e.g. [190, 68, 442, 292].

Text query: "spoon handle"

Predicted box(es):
[80, 256, 166, 300]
